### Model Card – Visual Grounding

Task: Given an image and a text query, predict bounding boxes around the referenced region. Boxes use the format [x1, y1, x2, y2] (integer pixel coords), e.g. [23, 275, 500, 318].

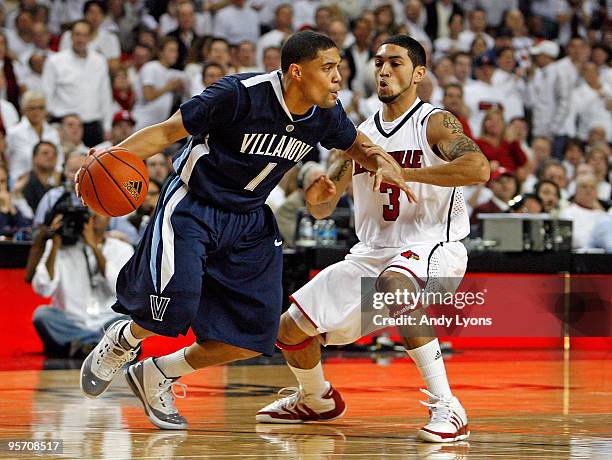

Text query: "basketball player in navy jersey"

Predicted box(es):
[76, 31, 412, 430]
[257, 35, 489, 443]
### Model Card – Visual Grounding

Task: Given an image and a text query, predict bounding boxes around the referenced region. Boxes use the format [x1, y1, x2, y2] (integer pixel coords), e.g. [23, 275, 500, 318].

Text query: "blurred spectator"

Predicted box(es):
[292, 0, 319, 30]
[132, 37, 186, 131]
[503, 9, 533, 67]
[561, 138, 584, 182]
[372, 4, 399, 36]
[202, 62, 225, 88]
[236, 40, 259, 73]
[126, 44, 153, 91]
[337, 56, 368, 125]
[213, 0, 260, 46]
[509, 193, 543, 214]
[551, 36, 591, 157]
[145, 153, 170, 184]
[442, 82, 473, 138]
[451, 51, 475, 87]
[59, 114, 88, 157]
[30, 210, 134, 358]
[425, 0, 463, 42]
[94, 110, 135, 150]
[5, 9, 34, 63]
[560, 173, 608, 249]
[344, 16, 372, 95]
[258, 4, 294, 69]
[21, 141, 61, 215]
[403, 0, 432, 52]
[585, 146, 611, 201]
[433, 13, 464, 60]
[262, 46, 282, 73]
[522, 136, 554, 193]
[6, 91, 62, 183]
[15, 35, 50, 95]
[535, 179, 561, 213]
[59, 1, 121, 72]
[564, 61, 612, 143]
[0, 31, 21, 116]
[491, 46, 526, 120]
[525, 40, 562, 143]
[328, 18, 350, 50]
[506, 117, 532, 160]
[14, 21, 53, 85]
[459, 8, 494, 52]
[158, 0, 212, 37]
[469, 34, 489, 58]
[0, 166, 31, 239]
[589, 214, 612, 252]
[537, 158, 570, 203]
[476, 108, 528, 180]
[43, 20, 112, 147]
[470, 167, 518, 225]
[276, 161, 326, 248]
[167, 2, 201, 70]
[111, 67, 135, 113]
[48, 0, 90, 36]
[463, 51, 507, 137]
[185, 37, 232, 95]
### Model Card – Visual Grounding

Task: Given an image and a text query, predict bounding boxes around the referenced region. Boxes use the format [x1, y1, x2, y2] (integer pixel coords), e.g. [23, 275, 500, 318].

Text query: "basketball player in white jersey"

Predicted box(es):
[256, 35, 489, 443]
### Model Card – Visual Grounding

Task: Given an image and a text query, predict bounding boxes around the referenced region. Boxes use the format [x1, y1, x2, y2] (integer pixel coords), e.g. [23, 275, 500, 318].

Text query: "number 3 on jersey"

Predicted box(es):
[381, 183, 400, 221]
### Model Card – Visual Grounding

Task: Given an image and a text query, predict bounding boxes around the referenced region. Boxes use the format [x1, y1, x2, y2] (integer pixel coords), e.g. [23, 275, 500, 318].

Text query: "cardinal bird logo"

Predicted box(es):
[401, 250, 420, 261]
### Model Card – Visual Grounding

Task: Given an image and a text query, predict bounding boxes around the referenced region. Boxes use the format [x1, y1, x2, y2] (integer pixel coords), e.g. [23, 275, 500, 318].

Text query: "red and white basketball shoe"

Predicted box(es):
[416, 389, 470, 443]
[256, 383, 346, 423]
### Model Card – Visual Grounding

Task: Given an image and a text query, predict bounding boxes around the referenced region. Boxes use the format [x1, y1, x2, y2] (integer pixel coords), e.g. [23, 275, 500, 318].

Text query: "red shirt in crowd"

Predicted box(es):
[475, 138, 527, 171]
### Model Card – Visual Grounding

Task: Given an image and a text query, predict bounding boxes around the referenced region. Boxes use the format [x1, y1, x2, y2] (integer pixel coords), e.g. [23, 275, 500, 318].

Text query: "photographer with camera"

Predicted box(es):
[26, 194, 134, 358]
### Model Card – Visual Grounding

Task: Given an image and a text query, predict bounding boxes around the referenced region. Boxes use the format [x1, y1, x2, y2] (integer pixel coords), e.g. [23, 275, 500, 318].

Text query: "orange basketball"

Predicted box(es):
[78, 148, 149, 217]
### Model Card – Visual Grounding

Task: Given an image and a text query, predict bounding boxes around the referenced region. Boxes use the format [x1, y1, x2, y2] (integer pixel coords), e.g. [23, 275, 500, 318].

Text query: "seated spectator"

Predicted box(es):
[0, 166, 31, 239]
[21, 141, 61, 215]
[433, 13, 464, 61]
[522, 136, 553, 193]
[508, 193, 543, 214]
[276, 161, 326, 248]
[94, 110, 135, 150]
[560, 173, 608, 249]
[476, 108, 528, 180]
[213, 0, 260, 46]
[29, 210, 134, 358]
[585, 146, 611, 202]
[561, 138, 584, 182]
[146, 153, 170, 184]
[59, 114, 88, 157]
[589, 214, 612, 253]
[442, 83, 473, 138]
[535, 180, 561, 214]
[470, 167, 518, 225]
[236, 40, 260, 73]
[257, 4, 294, 70]
[262, 46, 282, 73]
[167, 2, 202, 70]
[5, 91, 62, 182]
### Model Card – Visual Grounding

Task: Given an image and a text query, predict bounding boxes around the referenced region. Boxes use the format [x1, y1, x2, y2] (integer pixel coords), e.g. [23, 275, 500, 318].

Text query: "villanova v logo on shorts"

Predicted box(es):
[150, 295, 171, 321]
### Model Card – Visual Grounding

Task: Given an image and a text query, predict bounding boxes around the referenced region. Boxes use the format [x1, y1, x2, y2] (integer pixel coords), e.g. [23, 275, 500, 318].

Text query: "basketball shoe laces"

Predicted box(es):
[94, 327, 138, 380]
[272, 386, 307, 412]
[153, 381, 188, 414]
[419, 389, 456, 424]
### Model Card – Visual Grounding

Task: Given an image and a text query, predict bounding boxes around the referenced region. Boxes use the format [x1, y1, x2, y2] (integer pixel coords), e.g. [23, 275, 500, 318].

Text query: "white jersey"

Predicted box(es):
[353, 98, 470, 247]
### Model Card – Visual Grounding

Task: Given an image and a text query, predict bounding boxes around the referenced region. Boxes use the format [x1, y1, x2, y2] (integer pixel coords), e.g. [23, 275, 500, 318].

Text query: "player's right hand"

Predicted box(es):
[304, 175, 336, 205]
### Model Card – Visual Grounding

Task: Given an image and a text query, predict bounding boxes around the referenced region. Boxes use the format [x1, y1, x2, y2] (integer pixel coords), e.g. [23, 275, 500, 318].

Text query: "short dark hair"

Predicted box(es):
[33, 141, 57, 158]
[443, 82, 463, 97]
[535, 180, 561, 199]
[83, 0, 106, 15]
[281, 31, 337, 73]
[381, 34, 426, 67]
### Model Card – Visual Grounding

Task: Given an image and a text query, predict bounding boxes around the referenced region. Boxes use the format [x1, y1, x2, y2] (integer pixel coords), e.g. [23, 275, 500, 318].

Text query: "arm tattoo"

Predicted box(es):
[438, 135, 482, 161]
[442, 111, 464, 135]
[329, 159, 353, 182]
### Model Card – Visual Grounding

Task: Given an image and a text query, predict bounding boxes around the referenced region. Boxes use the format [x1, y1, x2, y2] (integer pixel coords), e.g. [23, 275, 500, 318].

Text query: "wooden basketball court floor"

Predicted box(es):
[0, 349, 610, 459]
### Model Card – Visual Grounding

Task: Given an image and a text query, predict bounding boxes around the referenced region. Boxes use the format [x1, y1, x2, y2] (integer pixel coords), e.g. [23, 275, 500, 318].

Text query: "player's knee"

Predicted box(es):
[277, 312, 313, 346]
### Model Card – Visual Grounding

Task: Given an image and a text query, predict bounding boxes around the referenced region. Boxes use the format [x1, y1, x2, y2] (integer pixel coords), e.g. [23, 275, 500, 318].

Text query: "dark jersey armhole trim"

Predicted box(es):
[422, 107, 447, 161]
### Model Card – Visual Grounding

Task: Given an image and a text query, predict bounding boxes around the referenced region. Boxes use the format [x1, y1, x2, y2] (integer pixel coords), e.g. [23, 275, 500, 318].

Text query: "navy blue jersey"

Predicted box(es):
[174, 71, 357, 212]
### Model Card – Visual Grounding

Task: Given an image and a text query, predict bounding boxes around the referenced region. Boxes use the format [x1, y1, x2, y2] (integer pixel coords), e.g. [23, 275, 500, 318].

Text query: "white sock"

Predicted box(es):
[288, 362, 329, 397]
[154, 348, 196, 379]
[120, 322, 144, 349]
[406, 339, 452, 398]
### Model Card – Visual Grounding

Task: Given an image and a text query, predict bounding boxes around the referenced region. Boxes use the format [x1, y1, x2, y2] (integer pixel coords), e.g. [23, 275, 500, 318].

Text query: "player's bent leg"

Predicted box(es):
[126, 340, 261, 430]
[256, 311, 346, 424]
[80, 319, 156, 398]
[376, 270, 469, 443]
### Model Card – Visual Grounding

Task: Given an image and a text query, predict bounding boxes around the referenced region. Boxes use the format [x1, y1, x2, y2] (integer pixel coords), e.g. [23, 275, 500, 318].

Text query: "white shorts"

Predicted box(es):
[289, 241, 467, 346]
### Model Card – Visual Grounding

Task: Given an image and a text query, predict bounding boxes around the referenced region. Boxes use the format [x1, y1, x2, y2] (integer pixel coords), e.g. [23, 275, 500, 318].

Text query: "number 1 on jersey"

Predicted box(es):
[381, 183, 400, 221]
[244, 162, 277, 191]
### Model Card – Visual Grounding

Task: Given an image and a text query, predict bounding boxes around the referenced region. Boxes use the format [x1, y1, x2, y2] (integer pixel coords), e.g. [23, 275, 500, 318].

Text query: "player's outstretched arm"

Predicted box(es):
[116, 110, 190, 161]
[306, 151, 353, 219]
[403, 111, 490, 186]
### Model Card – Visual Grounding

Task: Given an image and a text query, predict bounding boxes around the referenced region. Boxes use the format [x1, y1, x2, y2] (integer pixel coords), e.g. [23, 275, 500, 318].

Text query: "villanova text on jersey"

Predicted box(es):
[172, 71, 357, 213]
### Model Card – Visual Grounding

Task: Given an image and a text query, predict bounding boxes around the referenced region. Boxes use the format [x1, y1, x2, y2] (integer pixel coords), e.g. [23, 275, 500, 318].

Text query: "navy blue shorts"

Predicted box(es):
[112, 175, 283, 356]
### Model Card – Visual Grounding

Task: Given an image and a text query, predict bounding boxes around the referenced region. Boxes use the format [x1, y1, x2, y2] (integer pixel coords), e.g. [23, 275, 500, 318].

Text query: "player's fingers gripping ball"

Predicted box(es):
[78, 147, 149, 217]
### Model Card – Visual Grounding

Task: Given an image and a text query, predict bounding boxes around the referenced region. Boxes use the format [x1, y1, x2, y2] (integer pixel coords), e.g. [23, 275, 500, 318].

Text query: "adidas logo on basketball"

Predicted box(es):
[124, 180, 143, 201]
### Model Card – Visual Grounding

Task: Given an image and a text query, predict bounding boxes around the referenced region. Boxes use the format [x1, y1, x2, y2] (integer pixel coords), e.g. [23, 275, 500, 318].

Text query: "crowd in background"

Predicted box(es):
[0, 0, 610, 249]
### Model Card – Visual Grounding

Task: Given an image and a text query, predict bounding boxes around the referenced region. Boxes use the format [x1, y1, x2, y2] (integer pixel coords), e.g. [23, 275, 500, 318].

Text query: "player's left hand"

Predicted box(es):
[362, 143, 417, 203]
[304, 175, 336, 205]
